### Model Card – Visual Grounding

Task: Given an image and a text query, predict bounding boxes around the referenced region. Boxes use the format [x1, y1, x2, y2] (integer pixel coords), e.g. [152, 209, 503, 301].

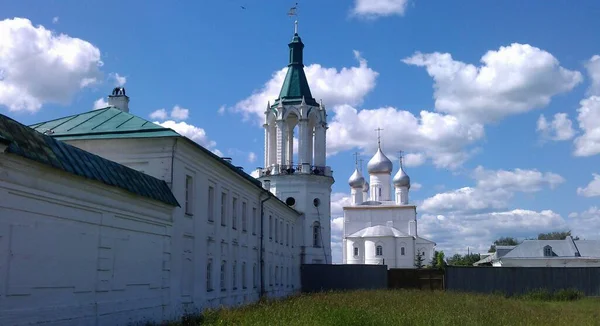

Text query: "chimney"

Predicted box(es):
[263, 179, 271, 191]
[108, 87, 130, 112]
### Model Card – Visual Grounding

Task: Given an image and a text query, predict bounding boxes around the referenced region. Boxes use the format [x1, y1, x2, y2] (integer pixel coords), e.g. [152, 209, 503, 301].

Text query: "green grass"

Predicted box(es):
[167, 289, 600, 326]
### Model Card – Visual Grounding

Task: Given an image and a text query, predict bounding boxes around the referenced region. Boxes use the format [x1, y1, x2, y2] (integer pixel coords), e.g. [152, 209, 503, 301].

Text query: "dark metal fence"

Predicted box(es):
[300, 264, 388, 293]
[388, 268, 444, 290]
[445, 266, 600, 296]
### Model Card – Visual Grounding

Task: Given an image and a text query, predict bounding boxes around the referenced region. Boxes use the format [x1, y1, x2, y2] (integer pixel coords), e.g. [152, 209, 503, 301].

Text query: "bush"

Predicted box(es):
[519, 288, 585, 301]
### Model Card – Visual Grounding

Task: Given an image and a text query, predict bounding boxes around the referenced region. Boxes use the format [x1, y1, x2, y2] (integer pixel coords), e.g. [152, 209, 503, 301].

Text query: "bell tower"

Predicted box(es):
[254, 25, 334, 264]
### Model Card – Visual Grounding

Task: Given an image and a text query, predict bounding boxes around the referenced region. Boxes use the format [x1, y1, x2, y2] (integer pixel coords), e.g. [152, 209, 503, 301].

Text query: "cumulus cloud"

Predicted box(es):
[585, 55, 600, 96]
[154, 120, 221, 156]
[327, 105, 485, 169]
[52, 17, 59, 24]
[109, 72, 126, 87]
[536, 113, 576, 141]
[472, 166, 565, 192]
[573, 56, 600, 157]
[92, 97, 108, 110]
[567, 207, 600, 240]
[403, 43, 583, 124]
[247, 152, 257, 163]
[577, 173, 600, 197]
[351, 0, 409, 18]
[0, 18, 103, 112]
[150, 105, 189, 121]
[231, 50, 378, 124]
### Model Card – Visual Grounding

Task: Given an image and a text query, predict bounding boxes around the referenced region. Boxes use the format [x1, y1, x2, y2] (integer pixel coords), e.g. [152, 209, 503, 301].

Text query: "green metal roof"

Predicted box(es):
[28, 106, 179, 141]
[276, 33, 318, 107]
[0, 113, 179, 207]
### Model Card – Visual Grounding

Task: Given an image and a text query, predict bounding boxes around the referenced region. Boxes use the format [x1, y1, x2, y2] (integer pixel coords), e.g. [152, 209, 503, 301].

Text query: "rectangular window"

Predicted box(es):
[291, 226, 294, 247]
[275, 266, 279, 285]
[280, 220, 283, 245]
[206, 259, 213, 291]
[221, 192, 227, 226]
[242, 262, 247, 289]
[185, 175, 193, 215]
[232, 260, 237, 289]
[354, 247, 359, 256]
[286, 223, 289, 246]
[232, 197, 238, 229]
[220, 260, 226, 291]
[401, 247, 405, 255]
[275, 218, 278, 243]
[242, 202, 247, 232]
[252, 207, 257, 235]
[269, 215, 273, 240]
[207, 186, 214, 222]
[253, 263, 257, 288]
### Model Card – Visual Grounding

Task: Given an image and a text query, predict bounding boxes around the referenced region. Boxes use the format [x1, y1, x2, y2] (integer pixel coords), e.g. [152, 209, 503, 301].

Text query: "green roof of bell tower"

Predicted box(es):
[274, 31, 318, 107]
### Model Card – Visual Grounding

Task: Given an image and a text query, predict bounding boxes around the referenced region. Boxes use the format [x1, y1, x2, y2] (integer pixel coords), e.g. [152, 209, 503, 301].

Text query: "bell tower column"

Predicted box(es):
[314, 123, 326, 166]
[276, 120, 288, 167]
[298, 118, 309, 164]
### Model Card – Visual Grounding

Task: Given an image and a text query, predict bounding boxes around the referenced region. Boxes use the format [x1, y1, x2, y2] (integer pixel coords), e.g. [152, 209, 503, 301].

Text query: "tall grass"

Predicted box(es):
[165, 289, 599, 326]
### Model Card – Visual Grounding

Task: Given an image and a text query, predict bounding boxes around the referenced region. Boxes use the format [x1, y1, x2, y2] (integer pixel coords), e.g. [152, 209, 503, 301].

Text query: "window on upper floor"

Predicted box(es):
[275, 218, 278, 243]
[286, 223, 289, 246]
[291, 226, 294, 247]
[313, 222, 321, 247]
[242, 262, 247, 289]
[353, 247, 359, 256]
[185, 175, 193, 215]
[242, 201, 247, 232]
[232, 197, 238, 230]
[269, 215, 273, 240]
[207, 186, 214, 222]
[252, 207, 257, 235]
[220, 260, 226, 291]
[376, 245, 383, 256]
[220, 192, 227, 226]
[232, 260, 237, 289]
[401, 247, 405, 255]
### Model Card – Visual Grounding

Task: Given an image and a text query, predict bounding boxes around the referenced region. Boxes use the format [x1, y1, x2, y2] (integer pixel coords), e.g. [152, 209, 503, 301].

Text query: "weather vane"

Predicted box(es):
[288, 2, 299, 34]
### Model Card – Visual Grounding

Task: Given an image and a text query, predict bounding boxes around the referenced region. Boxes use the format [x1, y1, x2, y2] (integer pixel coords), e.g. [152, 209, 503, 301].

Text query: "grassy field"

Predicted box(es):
[173, 289, 600, 326]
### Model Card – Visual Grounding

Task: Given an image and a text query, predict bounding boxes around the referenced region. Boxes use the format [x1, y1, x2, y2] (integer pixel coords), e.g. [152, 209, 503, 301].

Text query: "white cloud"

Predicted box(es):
[577, 173, 600, 197]
[109, 72, 126, 87]
[155, 120, 222, 156]
[247, 152, 257, 163]
[473, 165, 565, 192]
[402, 153, 426, 167]
[411, 182, 422, 191]
[217, 105, 226, 115]
[567, 207, 600, 240]
[331, 192, 352, 218]
[327, 105, 485, 169]
[150, 106, 189, 122]
[149, 108, 168, 120]
[419, 209, 567, 255]
[403, 43, 583, 124]
[351, 0, 409, 18]
[93, 97, 108, 110]
[536, 113, 575, 141]
[52, 17, 59, 24]
[231, 51, 378, 124]
[573, 96, 600, 157]
[585, 55, 600, 96]
[0, 18, 103, 112]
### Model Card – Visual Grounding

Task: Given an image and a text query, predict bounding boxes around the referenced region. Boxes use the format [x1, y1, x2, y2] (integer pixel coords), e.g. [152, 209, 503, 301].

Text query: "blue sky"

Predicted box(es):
[2, 0, 600, 260]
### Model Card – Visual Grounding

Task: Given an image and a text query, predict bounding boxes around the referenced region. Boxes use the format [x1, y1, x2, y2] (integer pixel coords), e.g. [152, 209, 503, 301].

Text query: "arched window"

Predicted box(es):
[376, 245, 383, 256]
[353, 247, 359, 256]
[401, 247, 405, 255]
[312, 222, 321, 247]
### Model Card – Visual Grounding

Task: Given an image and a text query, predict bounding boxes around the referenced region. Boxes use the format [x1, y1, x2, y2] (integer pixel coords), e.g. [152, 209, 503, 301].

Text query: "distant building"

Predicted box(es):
[474, 237, 600, 267]
[341, 136, 435, 268]
[472, 246, 517, 266]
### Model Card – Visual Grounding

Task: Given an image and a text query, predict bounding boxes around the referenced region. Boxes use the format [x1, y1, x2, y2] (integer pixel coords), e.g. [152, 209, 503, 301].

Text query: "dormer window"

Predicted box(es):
[543, 245, 553, 257]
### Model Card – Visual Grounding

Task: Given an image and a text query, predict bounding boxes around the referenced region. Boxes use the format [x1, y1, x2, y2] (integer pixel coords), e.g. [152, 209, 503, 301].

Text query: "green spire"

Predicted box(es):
[276, 31, 318, 106]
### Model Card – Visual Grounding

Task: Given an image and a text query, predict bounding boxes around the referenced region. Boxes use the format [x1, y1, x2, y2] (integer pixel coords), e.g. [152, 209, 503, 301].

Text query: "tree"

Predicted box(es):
[446, 253, 481, 266]
[428, 250, 447, 269]
[414, 251, 425, 269]
[537, 230, 579, 240]
[488, 237, 520, 253]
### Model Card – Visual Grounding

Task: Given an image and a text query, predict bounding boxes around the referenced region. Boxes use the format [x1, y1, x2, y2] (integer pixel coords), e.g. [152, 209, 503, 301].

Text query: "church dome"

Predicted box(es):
[362, 180, 369, 192]
[348, 168, 365, 188]
[393, 165, 410, 188]
[367, 148, 393, 174]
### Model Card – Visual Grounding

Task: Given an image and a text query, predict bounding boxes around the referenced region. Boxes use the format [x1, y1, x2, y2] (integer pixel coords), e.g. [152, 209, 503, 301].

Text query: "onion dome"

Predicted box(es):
[367, 147, 393, 174]
[348, 168, 365, 188]
[393, 164, 410, 188]
[362, 180, 370, 192]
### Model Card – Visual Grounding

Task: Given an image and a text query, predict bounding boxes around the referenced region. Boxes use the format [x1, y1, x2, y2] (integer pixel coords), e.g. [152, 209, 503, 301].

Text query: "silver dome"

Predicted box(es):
[393, 165, 410, 188]
[348, 168, 365, 188]
[362, 180, 370, 192]
[367, 148, 393, 174]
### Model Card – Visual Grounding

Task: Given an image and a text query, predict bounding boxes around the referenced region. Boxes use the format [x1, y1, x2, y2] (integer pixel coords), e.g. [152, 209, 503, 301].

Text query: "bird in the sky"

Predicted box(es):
[241, 5, 246, 9]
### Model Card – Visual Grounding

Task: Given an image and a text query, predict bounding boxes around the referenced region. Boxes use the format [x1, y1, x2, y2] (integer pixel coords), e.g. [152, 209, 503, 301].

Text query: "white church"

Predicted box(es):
[0, 25, 332, 325]
[342, 135, 436, 268]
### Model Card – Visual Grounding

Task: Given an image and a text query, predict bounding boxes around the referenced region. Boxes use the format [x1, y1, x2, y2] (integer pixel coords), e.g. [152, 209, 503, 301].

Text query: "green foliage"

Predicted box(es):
[414, 251, 425, 269]
[447, 253, 481, 266]
[428, 250, 447, 270]
[488, 237, 520, 253]
[536, 231, 579, 240]
[160, 289, 599, 325]
[518, 288, 585, 302]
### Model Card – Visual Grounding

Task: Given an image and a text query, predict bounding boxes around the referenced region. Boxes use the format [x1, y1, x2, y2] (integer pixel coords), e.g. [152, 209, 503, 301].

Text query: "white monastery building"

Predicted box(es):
[342, 133, 435, 268]
[0, 26, 331, 325]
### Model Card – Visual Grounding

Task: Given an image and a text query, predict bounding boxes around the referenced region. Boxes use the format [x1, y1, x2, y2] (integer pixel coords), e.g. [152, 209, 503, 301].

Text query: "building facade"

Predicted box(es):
[251, 29, 334, 265]
[342, 139, 435, 268]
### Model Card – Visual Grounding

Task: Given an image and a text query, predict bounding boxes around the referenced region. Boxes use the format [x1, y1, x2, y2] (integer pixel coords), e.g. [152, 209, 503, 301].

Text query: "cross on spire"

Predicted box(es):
[353, 152, 360, 167]
[358, 158, 364, 170]
[397, 150, 404, 167]
[375, 127, 384, 148]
